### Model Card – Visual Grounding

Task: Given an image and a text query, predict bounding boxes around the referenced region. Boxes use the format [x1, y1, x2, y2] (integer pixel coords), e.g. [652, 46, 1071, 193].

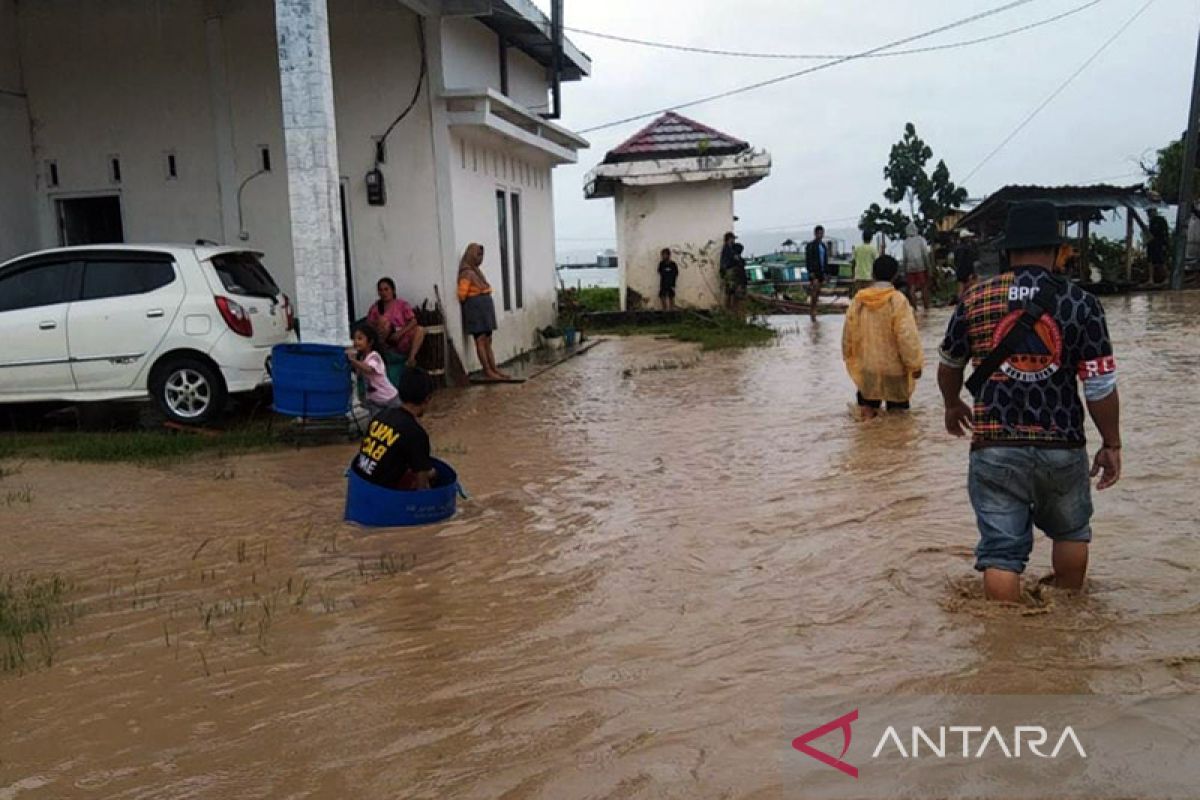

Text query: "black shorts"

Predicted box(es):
[659, 285, 676, 299]
[809, 269, 826, 283]
[857, 391, 910, 410]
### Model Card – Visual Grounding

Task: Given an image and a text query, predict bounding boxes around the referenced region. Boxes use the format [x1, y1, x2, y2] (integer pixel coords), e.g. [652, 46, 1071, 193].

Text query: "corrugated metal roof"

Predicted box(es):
[603, 112, 749, 164]
[957, 184, 1156, 230]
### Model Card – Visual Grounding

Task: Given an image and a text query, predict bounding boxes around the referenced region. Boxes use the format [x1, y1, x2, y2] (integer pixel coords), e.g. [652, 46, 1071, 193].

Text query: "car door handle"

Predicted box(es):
[146, 309, 165, 318]
[38, 321, 57, 330]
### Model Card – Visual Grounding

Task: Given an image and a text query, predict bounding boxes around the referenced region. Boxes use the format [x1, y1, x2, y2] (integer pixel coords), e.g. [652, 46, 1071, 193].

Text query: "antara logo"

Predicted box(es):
[792, 709, 859, 778]
[792, 710, 1087, 779]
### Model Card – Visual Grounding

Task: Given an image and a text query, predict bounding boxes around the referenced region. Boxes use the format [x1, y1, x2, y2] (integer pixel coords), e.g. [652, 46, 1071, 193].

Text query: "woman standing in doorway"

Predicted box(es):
[457, 243, 510, 381]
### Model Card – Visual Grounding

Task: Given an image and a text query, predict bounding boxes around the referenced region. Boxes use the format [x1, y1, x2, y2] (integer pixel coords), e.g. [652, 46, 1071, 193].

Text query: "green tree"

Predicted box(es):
[1141, 137, 1194, 205]
[860, 122, 968, 240]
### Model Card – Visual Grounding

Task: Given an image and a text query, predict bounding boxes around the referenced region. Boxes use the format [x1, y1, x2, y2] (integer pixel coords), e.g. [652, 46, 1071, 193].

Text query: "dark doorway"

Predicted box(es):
[339, 181, 356, 326]
[57, 196, 124, 246]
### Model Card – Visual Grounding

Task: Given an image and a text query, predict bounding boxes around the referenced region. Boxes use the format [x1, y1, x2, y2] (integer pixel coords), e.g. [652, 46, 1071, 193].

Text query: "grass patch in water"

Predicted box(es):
[570, 286, 620, 313]
[0, 424, 281, 464]
[0, 573, 77, 672]
[590, 313, 777, 351]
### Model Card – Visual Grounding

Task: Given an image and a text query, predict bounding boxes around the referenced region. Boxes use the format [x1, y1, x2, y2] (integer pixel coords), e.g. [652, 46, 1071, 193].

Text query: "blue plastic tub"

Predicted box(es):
[271, 343, 352, 418]
[344, 459, 460, 527]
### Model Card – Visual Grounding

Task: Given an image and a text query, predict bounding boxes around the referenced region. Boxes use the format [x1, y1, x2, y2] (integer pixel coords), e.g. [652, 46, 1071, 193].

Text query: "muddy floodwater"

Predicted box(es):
[1, 293, 1198, 799]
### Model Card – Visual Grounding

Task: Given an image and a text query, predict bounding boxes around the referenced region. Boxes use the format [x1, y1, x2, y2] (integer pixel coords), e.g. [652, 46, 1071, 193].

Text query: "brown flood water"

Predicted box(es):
[1, 292, 1198, 799]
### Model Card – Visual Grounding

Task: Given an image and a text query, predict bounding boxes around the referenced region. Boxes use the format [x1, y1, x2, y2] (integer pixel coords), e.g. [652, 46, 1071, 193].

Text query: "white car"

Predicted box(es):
[0, 244, 296, 424]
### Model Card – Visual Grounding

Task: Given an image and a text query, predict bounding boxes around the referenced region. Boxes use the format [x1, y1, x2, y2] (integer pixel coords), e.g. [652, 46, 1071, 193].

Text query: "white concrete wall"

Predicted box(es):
[507, 48, 548, 112]
[440, 15, 500, 93]
[0, 0, 37, 262]
[615, 181, 734, 310]
[15, 0, 227, 253]
[329, 0, 441, 319]
[449, 130, 557, 365]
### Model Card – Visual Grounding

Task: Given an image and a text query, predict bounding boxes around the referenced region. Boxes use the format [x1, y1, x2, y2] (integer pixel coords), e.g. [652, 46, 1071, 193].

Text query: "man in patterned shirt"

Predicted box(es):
[938, 201, 1121, 602]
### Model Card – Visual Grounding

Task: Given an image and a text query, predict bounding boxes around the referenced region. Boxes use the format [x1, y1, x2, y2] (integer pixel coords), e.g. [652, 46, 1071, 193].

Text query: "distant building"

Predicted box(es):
[0, 0, 590, 363]
[583, 112, 770, 310]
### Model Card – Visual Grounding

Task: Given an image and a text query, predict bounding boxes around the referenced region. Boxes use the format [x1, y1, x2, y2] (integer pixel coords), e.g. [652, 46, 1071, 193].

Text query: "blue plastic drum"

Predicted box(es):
[344, 459, 460, 527]
[271, 343, 352, 418]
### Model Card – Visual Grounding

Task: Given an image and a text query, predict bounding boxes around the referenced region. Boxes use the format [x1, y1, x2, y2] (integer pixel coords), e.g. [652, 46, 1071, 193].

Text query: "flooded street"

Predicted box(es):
[2, 293, 1198, 799]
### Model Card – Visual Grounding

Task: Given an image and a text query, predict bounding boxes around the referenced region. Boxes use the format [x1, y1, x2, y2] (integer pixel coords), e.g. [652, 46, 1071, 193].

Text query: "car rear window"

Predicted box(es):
[210, 252, 280, 298]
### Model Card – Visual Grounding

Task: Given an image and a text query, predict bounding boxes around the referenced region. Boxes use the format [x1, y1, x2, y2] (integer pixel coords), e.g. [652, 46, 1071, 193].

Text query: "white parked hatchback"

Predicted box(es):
[0, 244, 296, 424]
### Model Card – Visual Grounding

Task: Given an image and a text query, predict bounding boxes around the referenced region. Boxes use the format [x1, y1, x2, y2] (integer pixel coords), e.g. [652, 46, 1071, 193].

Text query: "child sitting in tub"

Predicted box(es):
[352, 368, 439, 491]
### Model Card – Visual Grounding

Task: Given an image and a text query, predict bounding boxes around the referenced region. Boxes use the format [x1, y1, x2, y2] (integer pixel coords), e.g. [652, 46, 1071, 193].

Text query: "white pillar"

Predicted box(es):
[274, 0, 347, 344]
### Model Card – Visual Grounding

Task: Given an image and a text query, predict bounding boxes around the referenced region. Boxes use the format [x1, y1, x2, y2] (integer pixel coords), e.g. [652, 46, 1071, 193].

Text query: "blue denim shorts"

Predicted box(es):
[968, 446, 1093, 574]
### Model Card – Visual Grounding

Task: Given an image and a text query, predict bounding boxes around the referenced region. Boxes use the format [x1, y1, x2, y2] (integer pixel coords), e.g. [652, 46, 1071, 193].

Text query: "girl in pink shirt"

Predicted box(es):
[346, 323, 398, 415]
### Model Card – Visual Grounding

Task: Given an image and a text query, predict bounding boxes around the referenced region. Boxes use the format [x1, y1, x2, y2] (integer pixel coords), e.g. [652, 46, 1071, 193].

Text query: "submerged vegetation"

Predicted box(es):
[589, 312, 777, 351]
[0, 424, 281, 464]
[0, 573, 77, 673]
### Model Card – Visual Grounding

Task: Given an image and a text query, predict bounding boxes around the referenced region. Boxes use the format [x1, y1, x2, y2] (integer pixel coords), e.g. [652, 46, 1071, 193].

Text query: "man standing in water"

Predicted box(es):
[938, 202, 1122, 603]
[902, 221, 933, 309]
[805, 225, 829, 318]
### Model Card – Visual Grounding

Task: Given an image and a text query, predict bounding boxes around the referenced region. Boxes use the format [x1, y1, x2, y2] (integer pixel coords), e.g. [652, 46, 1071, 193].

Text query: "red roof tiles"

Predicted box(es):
[604, 112, 749, 164]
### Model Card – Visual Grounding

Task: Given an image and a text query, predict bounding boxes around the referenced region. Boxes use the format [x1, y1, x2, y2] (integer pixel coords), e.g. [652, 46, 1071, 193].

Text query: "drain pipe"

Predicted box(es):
[543, 0, 563, 120]
[236, 168, 268, 241]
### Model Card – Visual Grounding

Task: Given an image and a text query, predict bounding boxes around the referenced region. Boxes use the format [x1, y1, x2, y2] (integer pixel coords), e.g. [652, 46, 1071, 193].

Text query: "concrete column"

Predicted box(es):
[274, 0, 347, 344]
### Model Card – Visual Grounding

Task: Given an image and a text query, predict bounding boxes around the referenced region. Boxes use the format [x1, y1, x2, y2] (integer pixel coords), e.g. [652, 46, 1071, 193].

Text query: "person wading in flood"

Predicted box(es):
[805, 225, 829, 318]
[842, 255, 923, 419]
[938, 201, 1122, 603]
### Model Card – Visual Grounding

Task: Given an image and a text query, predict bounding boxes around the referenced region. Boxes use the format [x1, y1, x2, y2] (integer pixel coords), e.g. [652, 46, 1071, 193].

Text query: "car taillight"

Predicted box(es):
[215, 296, 253, 337]
[281, 293, 295, 331]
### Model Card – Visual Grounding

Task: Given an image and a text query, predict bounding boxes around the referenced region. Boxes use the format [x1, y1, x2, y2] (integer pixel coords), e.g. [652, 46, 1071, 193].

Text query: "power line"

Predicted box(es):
[962, 0, 1159, 183]
[565, 0, 1102, 61]
[578, 0, 1040, 134]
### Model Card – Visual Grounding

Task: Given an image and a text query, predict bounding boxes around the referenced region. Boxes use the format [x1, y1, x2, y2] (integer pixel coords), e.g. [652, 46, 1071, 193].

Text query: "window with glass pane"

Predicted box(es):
[495, 190, 512, 311]
[81, 259, 176, 300]
[511, 193, 523, 309]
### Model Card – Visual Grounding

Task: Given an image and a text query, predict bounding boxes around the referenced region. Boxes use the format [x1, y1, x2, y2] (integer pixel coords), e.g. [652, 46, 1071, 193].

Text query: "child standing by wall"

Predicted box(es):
[842, 255, 924, 419]
[346, 322, 399, 417]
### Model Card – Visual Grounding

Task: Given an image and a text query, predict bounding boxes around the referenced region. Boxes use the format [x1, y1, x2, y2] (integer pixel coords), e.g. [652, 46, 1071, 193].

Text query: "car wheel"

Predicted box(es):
[152, 358, 227, 425]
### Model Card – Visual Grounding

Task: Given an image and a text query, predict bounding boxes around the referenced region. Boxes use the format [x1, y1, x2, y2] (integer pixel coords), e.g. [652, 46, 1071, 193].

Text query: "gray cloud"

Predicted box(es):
[550, 0, 1193, 259]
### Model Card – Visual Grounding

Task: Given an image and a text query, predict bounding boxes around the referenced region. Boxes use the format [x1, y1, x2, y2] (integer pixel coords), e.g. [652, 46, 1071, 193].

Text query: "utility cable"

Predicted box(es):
[565, 0, 1102, 60]
[962, 0, 1158, 183]
[375, 17, 427, 164]
[578, 0, 1040, 133]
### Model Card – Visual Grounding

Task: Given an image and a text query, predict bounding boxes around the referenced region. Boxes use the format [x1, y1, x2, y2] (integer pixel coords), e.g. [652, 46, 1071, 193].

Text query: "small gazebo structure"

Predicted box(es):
[955, 184, 1159, 282]
[584, 112, 771, 309]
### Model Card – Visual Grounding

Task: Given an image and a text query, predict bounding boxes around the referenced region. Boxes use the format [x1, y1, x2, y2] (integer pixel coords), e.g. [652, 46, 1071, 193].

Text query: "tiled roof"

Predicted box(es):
[603, 112, 749, 164]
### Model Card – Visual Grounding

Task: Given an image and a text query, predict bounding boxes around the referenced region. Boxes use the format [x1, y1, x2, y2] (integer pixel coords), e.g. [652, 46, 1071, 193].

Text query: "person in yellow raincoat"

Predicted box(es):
[842, 254, 924, 418]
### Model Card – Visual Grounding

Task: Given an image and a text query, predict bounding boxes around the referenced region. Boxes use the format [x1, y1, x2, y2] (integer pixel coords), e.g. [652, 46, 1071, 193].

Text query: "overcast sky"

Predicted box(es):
[546, 0, 1196, 258]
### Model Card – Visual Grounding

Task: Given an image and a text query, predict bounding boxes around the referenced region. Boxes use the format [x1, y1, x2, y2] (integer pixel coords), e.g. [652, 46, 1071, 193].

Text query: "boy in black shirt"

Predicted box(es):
[352, 368, 438, 490]
[657, 248, 679, 310]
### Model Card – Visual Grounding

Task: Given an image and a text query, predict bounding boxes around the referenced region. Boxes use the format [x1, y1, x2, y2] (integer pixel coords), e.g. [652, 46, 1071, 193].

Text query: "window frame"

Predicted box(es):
[495, 189, 512, 312]
[78, 256, 178, 302]
[510, 191, 523, 309]
[0, 257, 82, 313]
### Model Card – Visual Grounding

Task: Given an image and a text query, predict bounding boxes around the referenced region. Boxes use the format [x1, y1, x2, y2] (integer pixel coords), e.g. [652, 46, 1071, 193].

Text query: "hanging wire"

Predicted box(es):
[577, 0, 1044, 133]
[564, 0, 1103, 61]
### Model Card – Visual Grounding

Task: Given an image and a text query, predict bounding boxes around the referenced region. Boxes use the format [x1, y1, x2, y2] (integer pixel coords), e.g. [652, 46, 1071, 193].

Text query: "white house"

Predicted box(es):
[0, 0, 590, 365]
[583, 112, 770, 310]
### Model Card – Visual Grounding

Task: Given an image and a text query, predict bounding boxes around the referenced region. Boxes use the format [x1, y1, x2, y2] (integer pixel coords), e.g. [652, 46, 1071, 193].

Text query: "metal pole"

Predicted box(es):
[1171, 25, 1200, 290]
[546, 0, 563, 120]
